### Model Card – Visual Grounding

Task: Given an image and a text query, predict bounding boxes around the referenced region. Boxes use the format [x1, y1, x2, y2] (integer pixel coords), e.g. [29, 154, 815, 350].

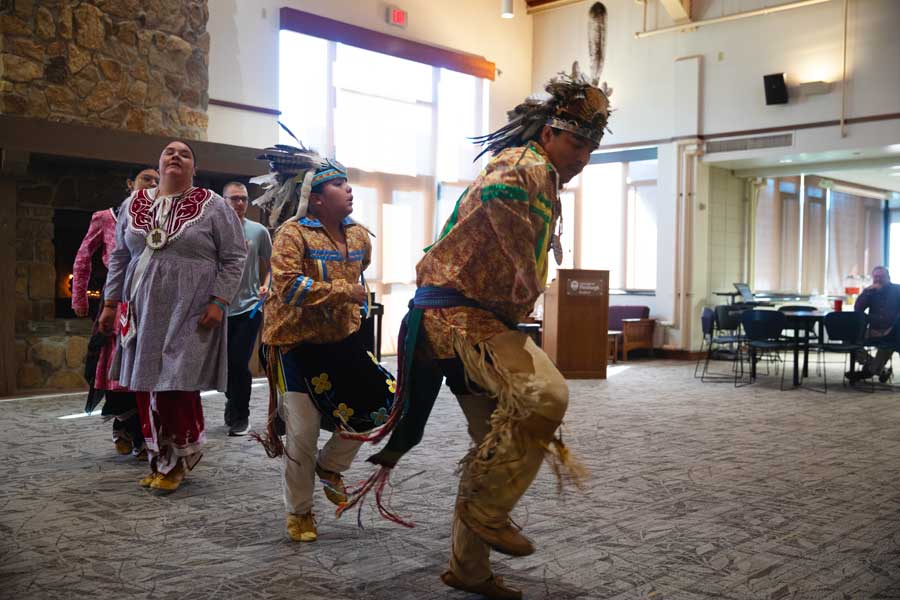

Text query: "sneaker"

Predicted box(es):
[315, 464, 348, 506]
[440, 571, 523, 600]
[228, 420, 250, 437]
[286, 512, 317, 542]
[879, 368, 893, 383]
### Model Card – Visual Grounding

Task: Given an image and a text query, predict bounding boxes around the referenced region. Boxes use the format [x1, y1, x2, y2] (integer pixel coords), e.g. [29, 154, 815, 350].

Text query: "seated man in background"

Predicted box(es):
[850, 265, 900, 382]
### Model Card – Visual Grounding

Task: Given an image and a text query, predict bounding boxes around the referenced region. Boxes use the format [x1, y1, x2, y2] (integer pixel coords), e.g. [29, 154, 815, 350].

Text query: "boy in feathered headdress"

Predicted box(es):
[343, 62, 612, 599]
[251, 145, 396, 543]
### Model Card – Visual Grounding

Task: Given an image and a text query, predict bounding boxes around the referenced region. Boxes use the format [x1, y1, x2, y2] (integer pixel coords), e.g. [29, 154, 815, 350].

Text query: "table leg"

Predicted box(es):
[802, 327, 810, 378]
[793, 327, 800, 387]
[750, 347, 757, 380]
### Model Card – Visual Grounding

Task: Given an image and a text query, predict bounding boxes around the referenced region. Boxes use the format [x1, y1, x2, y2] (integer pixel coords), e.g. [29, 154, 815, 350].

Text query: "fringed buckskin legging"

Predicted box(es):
[435, 330, 570, 585]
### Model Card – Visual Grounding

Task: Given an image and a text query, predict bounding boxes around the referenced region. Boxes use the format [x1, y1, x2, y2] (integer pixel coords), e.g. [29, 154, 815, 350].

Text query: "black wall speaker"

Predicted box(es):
[764, 73, 788, 105]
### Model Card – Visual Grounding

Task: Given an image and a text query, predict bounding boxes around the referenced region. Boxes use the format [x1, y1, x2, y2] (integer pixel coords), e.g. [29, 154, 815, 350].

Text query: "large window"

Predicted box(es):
[278, 29, 489, 354]
[752, 175, 886, 295]
[575, 152, 659, 291]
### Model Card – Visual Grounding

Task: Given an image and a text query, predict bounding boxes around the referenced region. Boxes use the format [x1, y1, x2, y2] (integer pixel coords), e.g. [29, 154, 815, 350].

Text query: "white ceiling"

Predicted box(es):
[819, 167, 900, 193]
[704, 144, 900, 193]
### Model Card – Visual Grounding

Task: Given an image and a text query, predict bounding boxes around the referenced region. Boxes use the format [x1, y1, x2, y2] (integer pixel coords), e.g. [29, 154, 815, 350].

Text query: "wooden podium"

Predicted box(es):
[542, 269, 609, 379]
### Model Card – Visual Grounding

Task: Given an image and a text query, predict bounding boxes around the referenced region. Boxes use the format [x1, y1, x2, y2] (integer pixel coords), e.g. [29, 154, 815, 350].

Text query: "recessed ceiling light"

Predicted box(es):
[891, 165, 900, 170]
[780, 159, 793, 163]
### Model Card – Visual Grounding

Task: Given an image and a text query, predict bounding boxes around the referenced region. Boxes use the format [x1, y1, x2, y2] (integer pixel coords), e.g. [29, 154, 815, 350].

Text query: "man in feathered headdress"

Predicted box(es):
[342, 60, 612, 599]
[251, 144, 396, 543]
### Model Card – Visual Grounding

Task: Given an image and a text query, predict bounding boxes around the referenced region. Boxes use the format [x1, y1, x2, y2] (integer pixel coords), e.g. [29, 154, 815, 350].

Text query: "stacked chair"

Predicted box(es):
[695, 306, 742, 382]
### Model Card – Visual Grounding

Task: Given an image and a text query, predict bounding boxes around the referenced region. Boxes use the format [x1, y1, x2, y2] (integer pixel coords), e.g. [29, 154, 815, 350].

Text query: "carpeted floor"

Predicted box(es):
[2, 358, 900, 599]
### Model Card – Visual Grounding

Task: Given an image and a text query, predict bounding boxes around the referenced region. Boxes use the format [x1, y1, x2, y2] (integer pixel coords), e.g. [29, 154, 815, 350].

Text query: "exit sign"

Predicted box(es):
[386, 5, 407, 28]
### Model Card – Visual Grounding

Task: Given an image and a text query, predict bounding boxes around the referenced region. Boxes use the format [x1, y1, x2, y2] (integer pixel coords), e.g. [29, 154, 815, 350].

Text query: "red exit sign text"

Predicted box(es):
[386, 5, 407, 28]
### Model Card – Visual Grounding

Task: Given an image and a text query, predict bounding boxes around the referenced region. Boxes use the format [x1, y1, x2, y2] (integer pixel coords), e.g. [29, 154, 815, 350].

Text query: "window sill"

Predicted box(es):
[610, 289, 656, 297]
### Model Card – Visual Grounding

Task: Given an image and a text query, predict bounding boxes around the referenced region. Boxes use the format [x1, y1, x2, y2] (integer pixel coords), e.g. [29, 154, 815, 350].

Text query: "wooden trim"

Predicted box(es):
[208, 99, 281, 116]
[656, 348, 706, 360]
[562, 370, 608, 379]
[0, 176, 16, 396]
[597, 112, 900, 151]
[0, 115, 262, 177]
[279, 8, 496, 81]
[525, 0, 584, 13]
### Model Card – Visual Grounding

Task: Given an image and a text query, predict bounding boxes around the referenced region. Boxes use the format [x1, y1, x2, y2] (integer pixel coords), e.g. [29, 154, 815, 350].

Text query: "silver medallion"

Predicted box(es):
[551, 234, 563, 265]
[146, 227, 168, 250]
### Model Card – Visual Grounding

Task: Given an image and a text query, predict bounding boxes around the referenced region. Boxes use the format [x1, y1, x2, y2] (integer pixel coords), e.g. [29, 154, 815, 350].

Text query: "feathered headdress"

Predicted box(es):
[251, 134, 348, 229]
[472, 2, 611, 159]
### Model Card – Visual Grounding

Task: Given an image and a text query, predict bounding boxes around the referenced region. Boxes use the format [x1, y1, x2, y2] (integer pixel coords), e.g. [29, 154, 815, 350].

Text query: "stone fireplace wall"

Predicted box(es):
[14, 160, 133, 390]
[1, 0, 210, 139]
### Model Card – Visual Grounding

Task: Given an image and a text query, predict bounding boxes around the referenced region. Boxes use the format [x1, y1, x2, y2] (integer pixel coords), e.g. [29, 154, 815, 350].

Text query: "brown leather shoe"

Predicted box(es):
[315, 464, 348, 506]
[458, 510, 535, 557]
[441, 570, 522, 600]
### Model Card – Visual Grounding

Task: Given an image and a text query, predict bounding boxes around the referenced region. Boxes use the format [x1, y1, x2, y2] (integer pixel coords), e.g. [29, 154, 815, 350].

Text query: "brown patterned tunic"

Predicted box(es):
[262, 216, 372, 347]
[417, 142, 560, 358]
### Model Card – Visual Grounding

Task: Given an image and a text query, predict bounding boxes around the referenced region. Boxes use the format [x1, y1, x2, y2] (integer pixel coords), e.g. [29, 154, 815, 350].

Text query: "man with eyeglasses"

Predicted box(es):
[223, 181, 272, 436]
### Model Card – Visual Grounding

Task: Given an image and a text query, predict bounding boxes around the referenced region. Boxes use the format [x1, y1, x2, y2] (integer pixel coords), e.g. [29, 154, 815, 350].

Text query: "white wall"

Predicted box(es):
[533, 0, 900, 145]
[707, 167, 748, 299]
[207, 0, 533, 148]
[534, 0, 900, 349]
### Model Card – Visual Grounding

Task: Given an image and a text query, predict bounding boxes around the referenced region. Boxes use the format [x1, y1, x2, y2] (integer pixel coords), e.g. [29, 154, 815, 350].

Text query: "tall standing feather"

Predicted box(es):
[588, 2, 607, 84]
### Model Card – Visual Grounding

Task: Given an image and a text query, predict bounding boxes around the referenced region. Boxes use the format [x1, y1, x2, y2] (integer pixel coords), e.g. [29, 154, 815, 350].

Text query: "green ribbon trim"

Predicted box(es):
[535, 192, 552, 212]
[530, 206, 550, 262]
[425, 187, 469, 253]
[481, 183, 528, 203]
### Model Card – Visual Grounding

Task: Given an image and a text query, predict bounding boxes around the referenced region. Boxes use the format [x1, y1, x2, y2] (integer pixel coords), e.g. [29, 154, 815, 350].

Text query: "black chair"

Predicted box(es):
[858, 318, 899, 388]
[736, 310, 796, 388]
[819, 311, 869, 392]
[694, 308, 715, 379]
[695, 306, 741, 382]
[715, 305, 742, 335]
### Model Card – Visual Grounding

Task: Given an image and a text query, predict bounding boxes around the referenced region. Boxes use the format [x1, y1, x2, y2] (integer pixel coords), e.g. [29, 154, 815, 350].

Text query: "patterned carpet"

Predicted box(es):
[2, 358, 900, 599]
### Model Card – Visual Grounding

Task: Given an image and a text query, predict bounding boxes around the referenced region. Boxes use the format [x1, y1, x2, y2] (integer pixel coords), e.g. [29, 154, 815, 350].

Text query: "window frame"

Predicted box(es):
[569, 147, 660, 293]
[276, 19, 491, 355]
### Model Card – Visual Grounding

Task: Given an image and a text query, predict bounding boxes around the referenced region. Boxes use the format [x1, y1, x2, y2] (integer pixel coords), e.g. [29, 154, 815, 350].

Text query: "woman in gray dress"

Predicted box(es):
[99, 140, 247, 492]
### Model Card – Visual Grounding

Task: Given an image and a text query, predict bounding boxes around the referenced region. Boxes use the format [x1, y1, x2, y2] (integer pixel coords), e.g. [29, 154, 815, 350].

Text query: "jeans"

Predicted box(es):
[225, 310, 262, 426]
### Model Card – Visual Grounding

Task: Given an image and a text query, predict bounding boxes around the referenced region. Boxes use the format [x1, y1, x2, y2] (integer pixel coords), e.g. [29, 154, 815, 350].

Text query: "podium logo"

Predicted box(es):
[566, 279, 605, 296]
